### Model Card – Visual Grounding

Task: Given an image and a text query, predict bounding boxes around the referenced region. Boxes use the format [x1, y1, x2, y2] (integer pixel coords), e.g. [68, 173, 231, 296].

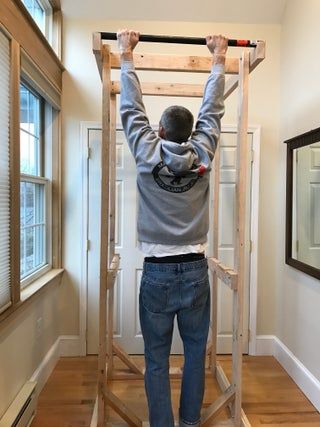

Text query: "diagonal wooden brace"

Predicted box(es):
[201, 385, 236, 427]
[104, 387, 143, 427]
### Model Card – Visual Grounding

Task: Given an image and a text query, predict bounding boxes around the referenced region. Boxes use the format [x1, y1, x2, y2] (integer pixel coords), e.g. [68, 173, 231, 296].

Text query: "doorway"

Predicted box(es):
[81, 124, 260, 355]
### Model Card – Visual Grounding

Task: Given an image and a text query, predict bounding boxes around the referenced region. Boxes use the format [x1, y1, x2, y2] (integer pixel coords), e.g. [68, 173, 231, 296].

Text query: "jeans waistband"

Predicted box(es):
[144, 253, 205, 264]
[143, 256, 207, 273]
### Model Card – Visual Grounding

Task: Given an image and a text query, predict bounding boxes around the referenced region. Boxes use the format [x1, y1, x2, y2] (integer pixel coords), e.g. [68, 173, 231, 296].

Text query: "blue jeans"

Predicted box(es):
[139, 258, 210, 427]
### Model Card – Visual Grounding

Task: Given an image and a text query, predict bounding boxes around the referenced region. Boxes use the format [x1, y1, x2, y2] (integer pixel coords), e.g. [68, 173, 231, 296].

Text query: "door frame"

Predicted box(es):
[79, 122, 261, 356]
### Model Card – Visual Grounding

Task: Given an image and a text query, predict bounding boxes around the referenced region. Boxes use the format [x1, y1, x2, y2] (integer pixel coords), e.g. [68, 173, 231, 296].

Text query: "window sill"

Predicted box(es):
[20, 268, 64, 302]
[0, 268, 64, 327]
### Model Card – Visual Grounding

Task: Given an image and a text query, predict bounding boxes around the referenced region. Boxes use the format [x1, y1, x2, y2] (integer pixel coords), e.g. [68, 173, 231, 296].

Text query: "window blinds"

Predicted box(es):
[0, 30, 11, 313]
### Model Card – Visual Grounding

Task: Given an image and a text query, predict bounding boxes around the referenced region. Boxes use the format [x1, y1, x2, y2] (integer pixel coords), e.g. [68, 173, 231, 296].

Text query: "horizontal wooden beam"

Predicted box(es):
[111, 365, 183, 380]
[111, 81, 205, 97]
[208, 257, 238, 290]
[110, 52, 239, 74]
[107, 253, 120, 286]
[201, 385, 235, 427]
[111, 78, 240, 99]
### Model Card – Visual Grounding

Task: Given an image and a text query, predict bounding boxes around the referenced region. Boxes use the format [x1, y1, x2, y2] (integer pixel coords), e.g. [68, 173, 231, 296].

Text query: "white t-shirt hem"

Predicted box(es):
[138, 241, 208, 257]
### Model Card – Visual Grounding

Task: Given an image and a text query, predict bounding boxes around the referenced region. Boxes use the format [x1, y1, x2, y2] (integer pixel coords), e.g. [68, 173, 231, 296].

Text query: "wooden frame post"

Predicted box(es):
[98, 44, 111, 427]
[209, 144, 220, 372]
[232, 51, 250, 426]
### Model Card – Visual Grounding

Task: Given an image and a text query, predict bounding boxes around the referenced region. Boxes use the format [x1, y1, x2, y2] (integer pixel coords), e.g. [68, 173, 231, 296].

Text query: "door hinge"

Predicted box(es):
[249, 240, 253, 253]
[248, 329, 251, 341]
[87, 146, 92, 159]
[86, 239, 91, 251]
[296, 240, 299, 253]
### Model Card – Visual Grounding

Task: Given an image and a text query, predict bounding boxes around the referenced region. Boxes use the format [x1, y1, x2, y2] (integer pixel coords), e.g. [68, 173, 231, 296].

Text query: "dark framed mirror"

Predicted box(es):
[285, 127, 320, 280]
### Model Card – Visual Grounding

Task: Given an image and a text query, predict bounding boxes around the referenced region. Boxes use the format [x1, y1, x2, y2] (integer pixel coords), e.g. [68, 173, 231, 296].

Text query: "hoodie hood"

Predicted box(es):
[161, 139, 198, 174]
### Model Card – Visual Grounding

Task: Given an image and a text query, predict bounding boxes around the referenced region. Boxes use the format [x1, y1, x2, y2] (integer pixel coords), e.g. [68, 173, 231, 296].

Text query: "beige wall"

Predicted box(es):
[0, 285, 60, 416]
[61, 19, 281, 336]
[277, 0, 320, 380]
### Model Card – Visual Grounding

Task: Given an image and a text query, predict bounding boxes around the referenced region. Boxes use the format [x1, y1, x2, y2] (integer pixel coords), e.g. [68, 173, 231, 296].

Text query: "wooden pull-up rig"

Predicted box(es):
[91, 31, 265, 427]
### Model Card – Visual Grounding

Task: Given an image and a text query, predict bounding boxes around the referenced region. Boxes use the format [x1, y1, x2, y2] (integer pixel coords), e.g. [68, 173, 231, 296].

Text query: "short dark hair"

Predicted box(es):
[160, 105, 194, 143]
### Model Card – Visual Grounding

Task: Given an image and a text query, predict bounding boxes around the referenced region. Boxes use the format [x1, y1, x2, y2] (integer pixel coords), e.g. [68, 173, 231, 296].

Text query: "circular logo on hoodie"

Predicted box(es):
[152, 161, 201, 193]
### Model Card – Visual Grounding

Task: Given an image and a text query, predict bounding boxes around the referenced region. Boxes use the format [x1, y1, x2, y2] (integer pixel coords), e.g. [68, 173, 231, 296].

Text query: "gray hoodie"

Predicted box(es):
[120, 60, 225, 245]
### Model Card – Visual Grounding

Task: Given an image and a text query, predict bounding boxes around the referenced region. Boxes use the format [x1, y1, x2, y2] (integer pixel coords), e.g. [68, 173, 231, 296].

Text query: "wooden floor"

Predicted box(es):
[31, 355, 320, 427]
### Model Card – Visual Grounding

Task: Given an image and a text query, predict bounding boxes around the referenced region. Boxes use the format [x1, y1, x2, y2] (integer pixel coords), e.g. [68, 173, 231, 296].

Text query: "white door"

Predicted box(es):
[296, 142, 320, 268]
[86, 127, 253, 354]
[208, 132, 252, 354]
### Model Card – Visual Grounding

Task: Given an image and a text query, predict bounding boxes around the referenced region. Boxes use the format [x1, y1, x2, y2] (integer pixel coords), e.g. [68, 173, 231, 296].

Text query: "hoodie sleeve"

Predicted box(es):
[120, 60, 159, 163]
[190, 63, 225, 162]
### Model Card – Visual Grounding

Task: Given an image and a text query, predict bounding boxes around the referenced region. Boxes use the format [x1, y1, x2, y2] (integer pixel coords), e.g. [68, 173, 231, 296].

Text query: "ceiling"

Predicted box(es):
[61, 0, 287, 24]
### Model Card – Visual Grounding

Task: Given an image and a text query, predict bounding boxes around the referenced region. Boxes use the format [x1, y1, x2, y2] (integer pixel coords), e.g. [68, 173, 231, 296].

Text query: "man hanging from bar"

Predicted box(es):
[117, 29, 227, 427]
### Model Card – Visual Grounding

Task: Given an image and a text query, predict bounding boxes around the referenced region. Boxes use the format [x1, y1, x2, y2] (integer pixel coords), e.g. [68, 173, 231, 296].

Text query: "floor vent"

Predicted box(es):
[0, 382, 37, 427]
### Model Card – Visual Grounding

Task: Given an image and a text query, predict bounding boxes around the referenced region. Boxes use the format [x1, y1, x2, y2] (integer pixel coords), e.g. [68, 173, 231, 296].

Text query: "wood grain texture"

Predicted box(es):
[110, 52, 239, 74]
[98, 44, 111, 427]
[30, 355, 320, 427]
[233, 51, 250, 426]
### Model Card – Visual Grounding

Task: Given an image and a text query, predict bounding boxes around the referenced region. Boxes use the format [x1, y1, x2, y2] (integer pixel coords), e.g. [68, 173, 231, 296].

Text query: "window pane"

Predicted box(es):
[20, 181, 46, 280]
[21, 0, 46, 34]
[20, 133, 40, 175]
[20, 84, 41, 175]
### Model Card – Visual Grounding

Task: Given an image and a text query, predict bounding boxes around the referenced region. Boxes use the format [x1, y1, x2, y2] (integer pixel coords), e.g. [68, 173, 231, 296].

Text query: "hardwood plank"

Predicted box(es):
[31, 356, 320, 427]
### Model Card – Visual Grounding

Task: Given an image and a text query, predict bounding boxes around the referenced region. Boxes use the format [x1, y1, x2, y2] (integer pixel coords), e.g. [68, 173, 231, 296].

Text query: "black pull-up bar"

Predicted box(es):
[100, 32, 260, 48]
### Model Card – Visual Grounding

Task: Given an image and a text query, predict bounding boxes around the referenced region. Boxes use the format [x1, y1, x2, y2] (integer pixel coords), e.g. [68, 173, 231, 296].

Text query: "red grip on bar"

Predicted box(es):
[237, 40, 250, 47]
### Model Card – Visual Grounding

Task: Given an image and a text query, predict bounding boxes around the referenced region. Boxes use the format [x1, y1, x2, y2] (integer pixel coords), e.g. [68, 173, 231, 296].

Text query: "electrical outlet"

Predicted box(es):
[36, 317, 43, 339]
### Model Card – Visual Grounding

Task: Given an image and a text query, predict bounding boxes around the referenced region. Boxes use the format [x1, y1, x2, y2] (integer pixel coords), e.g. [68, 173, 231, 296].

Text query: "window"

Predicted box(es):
[0, 2, 62, 320]
[20, 83, 51, 287]
[21, 0, 53, 41]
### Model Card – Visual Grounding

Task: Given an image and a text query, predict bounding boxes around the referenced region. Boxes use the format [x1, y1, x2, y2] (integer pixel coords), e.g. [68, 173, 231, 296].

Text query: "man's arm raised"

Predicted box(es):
[117, 29, 158, 163]
[191, 35, 228, 163]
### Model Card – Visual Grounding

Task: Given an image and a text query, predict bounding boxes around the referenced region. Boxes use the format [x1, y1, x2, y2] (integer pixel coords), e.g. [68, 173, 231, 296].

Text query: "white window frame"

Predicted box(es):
[20, 174, 52, 289]
[21, 0, 53, 44]
[19, 81, 53, 289]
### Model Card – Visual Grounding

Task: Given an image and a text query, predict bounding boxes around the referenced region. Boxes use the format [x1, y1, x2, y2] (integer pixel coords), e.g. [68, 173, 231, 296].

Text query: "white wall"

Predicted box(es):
[0, 286, 60, 417]
[61, 19, 281, 338]
[277, 0, 320, 381]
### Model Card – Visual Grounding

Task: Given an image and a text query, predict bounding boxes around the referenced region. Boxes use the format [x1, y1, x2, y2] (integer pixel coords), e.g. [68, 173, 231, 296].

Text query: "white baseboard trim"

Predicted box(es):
[255, 335, 320, 411]
[29, 335, 83, 399]
[273, 337, 320, 411]
[255, 335, 275, 356]
[30, 337, 60, 397]
[59, 335, 82, 356]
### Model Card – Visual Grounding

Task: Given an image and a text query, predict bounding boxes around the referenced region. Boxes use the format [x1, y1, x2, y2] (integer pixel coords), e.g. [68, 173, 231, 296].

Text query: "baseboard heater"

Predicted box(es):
[0, 382, 37, 427]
